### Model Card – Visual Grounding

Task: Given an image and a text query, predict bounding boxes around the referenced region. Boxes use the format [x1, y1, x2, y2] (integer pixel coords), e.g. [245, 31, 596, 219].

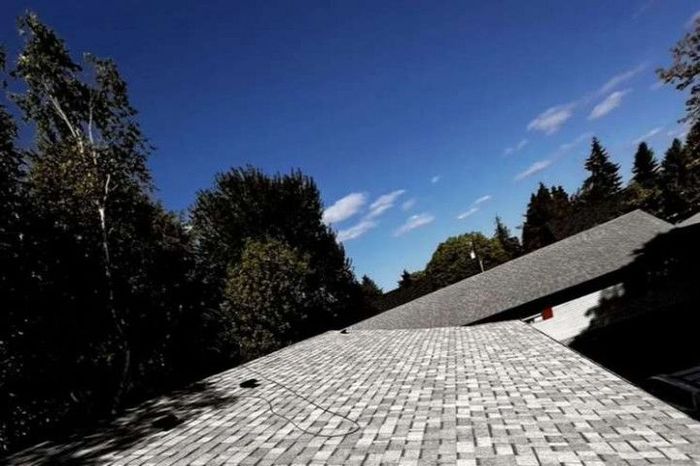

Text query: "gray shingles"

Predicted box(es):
[7, 322, 700, 465]
[350, 210, 672, 330]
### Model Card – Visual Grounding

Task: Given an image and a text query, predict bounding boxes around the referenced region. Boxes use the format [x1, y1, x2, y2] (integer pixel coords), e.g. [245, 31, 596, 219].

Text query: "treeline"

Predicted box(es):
[379, 131, 700, 312]
[0, 14, 376, 454]
[377, 21, 700, 311]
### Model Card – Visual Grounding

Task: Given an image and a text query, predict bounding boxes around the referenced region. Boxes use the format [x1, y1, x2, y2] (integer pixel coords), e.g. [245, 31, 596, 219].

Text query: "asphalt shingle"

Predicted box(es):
[8, 322, 700, 465]
[350, 210, 672, 330]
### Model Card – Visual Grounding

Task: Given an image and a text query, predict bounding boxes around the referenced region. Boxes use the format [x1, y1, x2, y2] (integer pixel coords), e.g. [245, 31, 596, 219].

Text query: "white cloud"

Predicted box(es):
[394, 213, 435, 236]
[457, 207, 479, 220]
[322, 192, 367, 224]
[650, 80, 664, 91]
[559, 132, 593, 152]
[598, 64, 645, 95]
[634, 127, 663, 145]
[588, 90, 630, 120]
[430, 175, 441, 184]
[401, 198, 416, 211]
[527, 104, 574, 134]
[367, 190, 406, 218]
[336, 219, 377, 242]
[686, 10, 700, 29]
[473, 195, 492, 205]
[504, 139, 528, 155]
[514, 160, 552, 181]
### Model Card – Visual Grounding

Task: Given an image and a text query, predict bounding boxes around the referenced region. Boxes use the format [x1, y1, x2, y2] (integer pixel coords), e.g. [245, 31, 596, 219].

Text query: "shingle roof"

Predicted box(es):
[8, 322, 700, 465]
[678, 211, 700, 227]
[351, 210, 672, 330]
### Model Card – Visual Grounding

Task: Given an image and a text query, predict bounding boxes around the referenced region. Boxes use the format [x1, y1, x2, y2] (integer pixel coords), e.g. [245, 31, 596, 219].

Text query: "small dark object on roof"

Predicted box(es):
[239, 379, 261, 388]
[151, 413, 182, 430]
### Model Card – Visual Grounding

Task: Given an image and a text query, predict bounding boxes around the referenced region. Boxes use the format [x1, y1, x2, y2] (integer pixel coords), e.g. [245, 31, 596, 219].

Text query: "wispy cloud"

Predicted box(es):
[504, 139, 528, 155]
[559, 132, 593, 152]
[514, 160, 552, 181]
[598, 64, 645, 95]
[336, 219, 377, 242]
[473, 194, 492, 205]
[457, 207, 479, 220]
[634, 127, 663, 145]
[527, 104, 574, 135]
[456, 194, 492, 220]
[686, 10, 700, 29]
[367, 190, 405, 218]
[401, 198, 416, 211]
[430, 175, 441, 184]
[650, 80, 664, 91]
[588, 90, 630, 120]
[512, 133, 591, 182]
[394, 213, 435, 237]
[322, 192, 367, 224]
[633, 0, 655, 19]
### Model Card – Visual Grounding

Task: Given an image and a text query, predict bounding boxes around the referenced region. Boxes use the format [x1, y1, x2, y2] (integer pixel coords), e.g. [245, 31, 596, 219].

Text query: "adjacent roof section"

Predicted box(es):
[351, 210, 671, 330]
[9, 322, 700, 465]
[678, 211, 700, 227]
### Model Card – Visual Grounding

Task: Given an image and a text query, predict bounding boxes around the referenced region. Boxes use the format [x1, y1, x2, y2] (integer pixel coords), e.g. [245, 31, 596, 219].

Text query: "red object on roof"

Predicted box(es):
[542, 307, 554, 320]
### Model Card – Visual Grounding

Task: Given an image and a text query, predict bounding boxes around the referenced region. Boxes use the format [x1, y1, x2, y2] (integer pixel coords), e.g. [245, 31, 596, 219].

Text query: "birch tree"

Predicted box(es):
[12, 13, 150, 410]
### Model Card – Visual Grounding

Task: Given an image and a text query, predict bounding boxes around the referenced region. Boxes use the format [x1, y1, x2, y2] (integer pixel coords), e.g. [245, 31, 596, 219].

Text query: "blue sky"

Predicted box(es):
[1, 1, 698, 290]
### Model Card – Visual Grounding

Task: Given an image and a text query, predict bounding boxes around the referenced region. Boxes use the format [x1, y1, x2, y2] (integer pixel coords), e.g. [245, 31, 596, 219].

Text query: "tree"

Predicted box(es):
[522, 183, 572, 252]
[2, 14, 200, 454]
[626, 142, 661, 214]
[360, 275, 383, 298]
[398, 269, 413, 288]
[493, 216, 522, 259]
[658, 16, 700, 124]
[11, 13, 155, 409]
[632, 142, 659, 188]
[660, 138, 698, 221]
[425, 232, 508, 288]
[223, 238, 318, 361]
[580, 137, 622, 203]
[191, 166, 363, 351]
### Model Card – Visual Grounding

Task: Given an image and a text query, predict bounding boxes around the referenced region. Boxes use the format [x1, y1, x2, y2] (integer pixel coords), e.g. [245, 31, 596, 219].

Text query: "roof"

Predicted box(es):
[351, 210, 672, 330]
[8, 322, 700, 465]
[678, 211, 700, 227]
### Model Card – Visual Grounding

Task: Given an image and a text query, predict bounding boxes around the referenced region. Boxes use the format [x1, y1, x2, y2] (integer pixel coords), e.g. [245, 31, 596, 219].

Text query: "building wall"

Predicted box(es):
[529, 284, 623, 343]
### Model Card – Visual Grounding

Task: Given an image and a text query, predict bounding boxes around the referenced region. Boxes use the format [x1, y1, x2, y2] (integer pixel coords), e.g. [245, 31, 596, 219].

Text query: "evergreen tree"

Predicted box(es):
[493, 216, 522, 259]
[625, 142, 661, 215]
[522, 183, 572, 252]
[398, 269, 413, 288]
[360, 275, 383, 297]
[660, 138, 697, 221]
[632, 143, 659, 188]
[580, 137, 622, 203]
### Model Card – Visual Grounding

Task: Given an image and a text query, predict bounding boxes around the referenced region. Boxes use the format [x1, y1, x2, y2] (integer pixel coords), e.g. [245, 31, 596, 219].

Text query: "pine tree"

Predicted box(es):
[632, 142, 659, 188]
[360, 275, 383, 297]
[625, 142, 662, 215]
[660, 138, 696, 221]
[580, 137, 622, 203]
[522, 183, 572, 252]
[398, 269, 413, 288]
[494, 216, 522, 259]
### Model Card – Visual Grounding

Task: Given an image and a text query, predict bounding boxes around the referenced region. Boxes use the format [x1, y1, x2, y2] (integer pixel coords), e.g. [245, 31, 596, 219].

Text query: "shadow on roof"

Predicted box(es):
[6, 381, 239, 465]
